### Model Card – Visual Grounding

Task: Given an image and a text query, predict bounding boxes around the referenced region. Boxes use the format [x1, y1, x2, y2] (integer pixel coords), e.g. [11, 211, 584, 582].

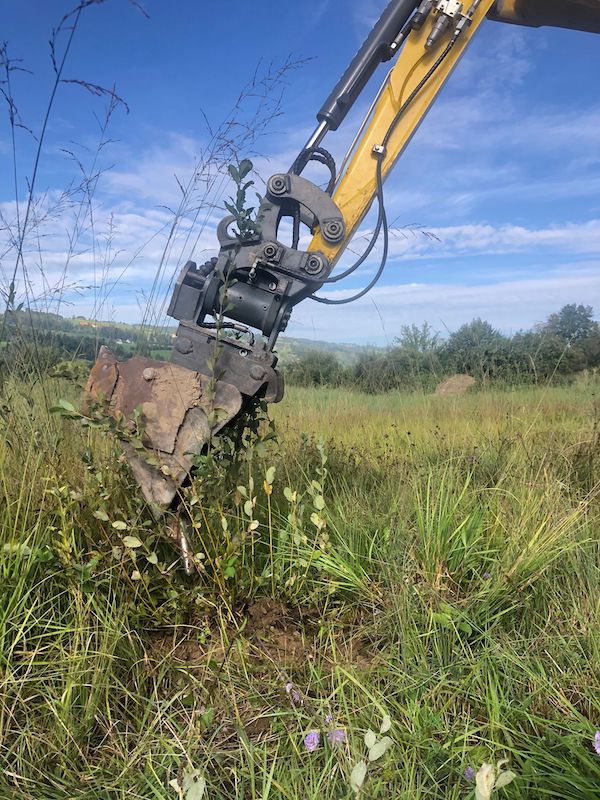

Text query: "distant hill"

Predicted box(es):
[275, 336, 380, 366]
[1, 310, 380, 365]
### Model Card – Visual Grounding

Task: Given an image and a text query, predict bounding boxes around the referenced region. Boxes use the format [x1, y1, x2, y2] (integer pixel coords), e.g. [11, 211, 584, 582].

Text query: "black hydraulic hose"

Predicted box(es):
[311, 152, 388, 304]
[311, 39, 456, 305]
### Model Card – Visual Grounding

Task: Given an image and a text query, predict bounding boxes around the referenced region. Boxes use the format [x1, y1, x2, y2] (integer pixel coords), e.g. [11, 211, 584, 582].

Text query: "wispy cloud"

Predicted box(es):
[291, 262, 600, 343]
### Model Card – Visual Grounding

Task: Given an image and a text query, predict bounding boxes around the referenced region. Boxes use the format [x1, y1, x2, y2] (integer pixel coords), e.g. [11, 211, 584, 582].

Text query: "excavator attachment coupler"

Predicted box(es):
[85, 347, 243, 512]
[488, 0, 600, 33]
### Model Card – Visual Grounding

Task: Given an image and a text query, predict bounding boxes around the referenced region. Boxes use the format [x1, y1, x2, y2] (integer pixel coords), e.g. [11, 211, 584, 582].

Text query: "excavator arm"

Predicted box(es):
[489, 0, 600, 33]
[86, 0, 600, 513]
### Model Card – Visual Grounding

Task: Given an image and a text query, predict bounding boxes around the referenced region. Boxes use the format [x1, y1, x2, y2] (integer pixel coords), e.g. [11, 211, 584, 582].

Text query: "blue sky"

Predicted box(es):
[1, 0, 600, 344]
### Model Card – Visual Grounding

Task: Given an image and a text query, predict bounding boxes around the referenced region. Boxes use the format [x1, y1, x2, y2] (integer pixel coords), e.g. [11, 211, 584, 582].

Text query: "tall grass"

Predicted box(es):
[0, 379, 598, 798]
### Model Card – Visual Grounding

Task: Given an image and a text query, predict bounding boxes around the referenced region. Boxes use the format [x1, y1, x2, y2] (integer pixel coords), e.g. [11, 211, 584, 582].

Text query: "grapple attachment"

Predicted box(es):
[86, 347, 243, 511]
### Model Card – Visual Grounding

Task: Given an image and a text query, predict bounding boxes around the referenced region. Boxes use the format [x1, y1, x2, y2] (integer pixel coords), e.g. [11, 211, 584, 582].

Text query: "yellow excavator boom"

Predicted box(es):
[309, 0, 600, 265]
[488, 0, 600, 33]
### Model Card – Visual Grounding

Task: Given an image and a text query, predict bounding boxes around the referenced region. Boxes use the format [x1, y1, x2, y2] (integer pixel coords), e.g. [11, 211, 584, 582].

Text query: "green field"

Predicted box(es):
[0, 379, 599, 799]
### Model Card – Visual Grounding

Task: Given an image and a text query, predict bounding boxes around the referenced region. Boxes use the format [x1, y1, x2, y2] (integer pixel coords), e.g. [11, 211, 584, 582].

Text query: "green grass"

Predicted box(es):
[0, 378, 598, 798]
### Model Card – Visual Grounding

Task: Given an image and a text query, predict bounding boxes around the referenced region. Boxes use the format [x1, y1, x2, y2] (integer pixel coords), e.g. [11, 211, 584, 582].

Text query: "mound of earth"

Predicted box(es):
[435, 374, 476, 396]
[147, 598, 374, 673]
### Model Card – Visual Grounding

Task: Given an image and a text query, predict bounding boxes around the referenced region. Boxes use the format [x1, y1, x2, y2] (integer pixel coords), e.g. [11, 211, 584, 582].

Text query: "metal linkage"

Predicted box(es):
[166, 170, 347, 399]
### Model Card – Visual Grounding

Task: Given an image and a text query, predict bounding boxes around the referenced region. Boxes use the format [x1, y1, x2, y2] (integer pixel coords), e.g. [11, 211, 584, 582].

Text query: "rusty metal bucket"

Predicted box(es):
[85, 347, 243, 512]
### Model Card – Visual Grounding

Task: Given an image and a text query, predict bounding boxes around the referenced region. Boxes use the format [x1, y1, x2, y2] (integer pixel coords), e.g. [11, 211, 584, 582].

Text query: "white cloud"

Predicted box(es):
[289, 263, 600, 344]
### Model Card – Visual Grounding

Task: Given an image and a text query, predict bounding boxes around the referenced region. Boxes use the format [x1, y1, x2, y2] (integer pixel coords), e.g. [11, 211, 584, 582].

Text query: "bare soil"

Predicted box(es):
[435, 374, 476, 396]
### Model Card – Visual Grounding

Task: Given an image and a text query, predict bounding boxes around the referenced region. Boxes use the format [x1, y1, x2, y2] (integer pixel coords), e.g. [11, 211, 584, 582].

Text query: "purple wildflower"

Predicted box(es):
[285, 682, 302, 704]
[464, 766, 475, 782]
[324, 713, 333, 724]
[594, 731, 600, 756]
[327, 728, 346, 746]
[304, 730, 321, 753]
[483, 572, 492, 580]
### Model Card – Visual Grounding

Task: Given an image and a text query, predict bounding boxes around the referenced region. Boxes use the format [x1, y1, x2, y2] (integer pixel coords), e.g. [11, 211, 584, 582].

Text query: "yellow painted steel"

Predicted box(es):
[489, 0, 600, 31]
[488, 0, 522, 24]
[308, 0, 497, 266]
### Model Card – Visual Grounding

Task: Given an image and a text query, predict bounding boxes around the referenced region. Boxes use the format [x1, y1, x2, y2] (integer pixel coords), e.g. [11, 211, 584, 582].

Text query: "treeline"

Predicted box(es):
[287, 304, 600, 393]
[0, 310, 175, 377]
[1, 304, 598, 392]
[0, 310, 174, 348]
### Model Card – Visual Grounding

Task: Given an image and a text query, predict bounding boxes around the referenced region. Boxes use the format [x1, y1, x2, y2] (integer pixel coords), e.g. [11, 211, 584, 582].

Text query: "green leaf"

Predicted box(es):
[228, 164, 240, 183]
[2, 542, 31, 557]
[111, 520, 128, 531]
[350, 760, 367, 794]
[243, 500, 254, 517]
[265, 466, 276, 485]
[49, 399, 81, 418]
[93, 510, 109, 522]
[368, 736, 393, 761]
[494, 770, 517, 790]
[201, 707, 215, 728]
[380, 715, 392, 734]
[238, 159, 253, 179]
[364, 730, 377, 749]
[314, 495, 325, 511]
[182, 769, 206, 800]
[283, 487, 296, 502]
[146, 552, 158, 565]
[122, 536, 143, 548]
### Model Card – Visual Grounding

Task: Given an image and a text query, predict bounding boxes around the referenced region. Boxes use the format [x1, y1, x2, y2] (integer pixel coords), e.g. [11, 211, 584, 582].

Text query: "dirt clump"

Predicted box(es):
[435, 374, 476, 396]
[245, 598, 316, 666]
[145, 598, 376, 676]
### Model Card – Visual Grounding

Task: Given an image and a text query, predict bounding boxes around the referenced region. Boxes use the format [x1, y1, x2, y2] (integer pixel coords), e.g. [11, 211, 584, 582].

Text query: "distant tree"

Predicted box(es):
[394, 322, 440, 353]
[510, 330, 586, 381]
[352, 350, 400, 393]
[543, 304, 598, 344]
[442, 318, 506, 382]
[385, 322, 443, 389]
[581, 329, 600, 369]
[286, 351, 343, 387]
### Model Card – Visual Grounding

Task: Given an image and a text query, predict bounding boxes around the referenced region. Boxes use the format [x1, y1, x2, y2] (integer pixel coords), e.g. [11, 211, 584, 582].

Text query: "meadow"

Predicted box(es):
[0, 377, 599, 799]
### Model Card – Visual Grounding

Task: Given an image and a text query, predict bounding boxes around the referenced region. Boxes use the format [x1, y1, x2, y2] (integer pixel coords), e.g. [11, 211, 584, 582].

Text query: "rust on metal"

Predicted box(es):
[85, 348, 242, 511]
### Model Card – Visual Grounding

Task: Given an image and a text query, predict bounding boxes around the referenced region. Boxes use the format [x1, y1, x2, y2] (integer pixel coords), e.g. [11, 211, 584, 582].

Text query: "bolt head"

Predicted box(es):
[249, 365, 266, 381]
[304, 254, 325, 275]
[268, 174, 288, 196]
[323, 219, 344, 243]
[175, 337, 193, 355]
